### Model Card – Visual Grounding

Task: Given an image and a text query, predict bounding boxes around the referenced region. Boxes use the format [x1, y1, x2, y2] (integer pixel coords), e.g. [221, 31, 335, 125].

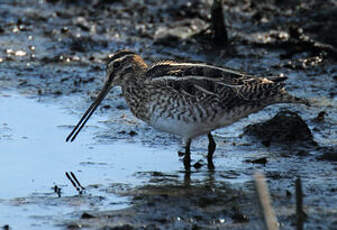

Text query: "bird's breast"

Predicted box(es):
[147, 99, 216, 138]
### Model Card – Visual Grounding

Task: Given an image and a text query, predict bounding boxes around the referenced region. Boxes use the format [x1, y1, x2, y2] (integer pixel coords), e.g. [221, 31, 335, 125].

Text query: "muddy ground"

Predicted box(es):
[0, 0, 336, 229]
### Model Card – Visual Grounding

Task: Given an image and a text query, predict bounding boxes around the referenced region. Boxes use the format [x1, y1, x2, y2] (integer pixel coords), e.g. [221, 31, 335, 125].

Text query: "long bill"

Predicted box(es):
[66, 79, 113, 142]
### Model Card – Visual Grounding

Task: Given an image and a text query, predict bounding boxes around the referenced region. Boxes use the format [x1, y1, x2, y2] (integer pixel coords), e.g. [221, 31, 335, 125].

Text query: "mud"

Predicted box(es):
[243, 110, 316, 147]
[0, 0, 336, 229]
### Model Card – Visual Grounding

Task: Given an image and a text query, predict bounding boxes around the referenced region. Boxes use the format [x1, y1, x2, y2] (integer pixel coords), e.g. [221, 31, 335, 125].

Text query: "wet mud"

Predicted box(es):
[243, 110, 316, 147]
[0, 0, 336, 229]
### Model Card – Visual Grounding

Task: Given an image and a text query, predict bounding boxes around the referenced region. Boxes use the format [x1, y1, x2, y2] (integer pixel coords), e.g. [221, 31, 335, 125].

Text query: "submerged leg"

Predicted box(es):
[183, 138, 192, 171]
[207, 132, 216, 170]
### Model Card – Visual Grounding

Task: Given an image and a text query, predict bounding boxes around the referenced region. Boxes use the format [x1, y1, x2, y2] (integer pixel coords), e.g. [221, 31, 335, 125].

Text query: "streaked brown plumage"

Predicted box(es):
[66, 50, 309, 170]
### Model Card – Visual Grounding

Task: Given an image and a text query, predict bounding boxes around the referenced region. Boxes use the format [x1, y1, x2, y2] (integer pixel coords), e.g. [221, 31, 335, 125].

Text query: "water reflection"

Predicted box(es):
[94, 169, 253, 229]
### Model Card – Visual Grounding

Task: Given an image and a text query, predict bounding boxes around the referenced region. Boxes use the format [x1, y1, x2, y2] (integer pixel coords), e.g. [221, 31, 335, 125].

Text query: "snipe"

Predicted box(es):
[66, 50, 309, 170]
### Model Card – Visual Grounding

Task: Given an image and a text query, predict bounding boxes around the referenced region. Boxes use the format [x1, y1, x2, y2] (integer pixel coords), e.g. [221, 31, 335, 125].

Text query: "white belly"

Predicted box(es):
[148, 105, 262, 139]
[149, 117, 208, 139]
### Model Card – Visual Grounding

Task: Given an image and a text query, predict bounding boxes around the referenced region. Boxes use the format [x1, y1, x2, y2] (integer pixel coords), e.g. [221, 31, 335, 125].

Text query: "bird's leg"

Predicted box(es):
[183, 138, 192, 171]
[207, 132, 216, 170]
[184, 168, 191, 186]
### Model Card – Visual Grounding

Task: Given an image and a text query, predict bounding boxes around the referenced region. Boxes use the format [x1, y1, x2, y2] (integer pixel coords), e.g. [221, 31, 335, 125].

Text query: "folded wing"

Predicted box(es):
[145, 62, 287, 105]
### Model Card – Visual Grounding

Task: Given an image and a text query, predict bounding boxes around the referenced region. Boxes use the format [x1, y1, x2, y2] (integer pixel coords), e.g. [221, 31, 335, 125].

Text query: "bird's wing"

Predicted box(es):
[146, 61, 258, 85]
[145, 62, 286, 101]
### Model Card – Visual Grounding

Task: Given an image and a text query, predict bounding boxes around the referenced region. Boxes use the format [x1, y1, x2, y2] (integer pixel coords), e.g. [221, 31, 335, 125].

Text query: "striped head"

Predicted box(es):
[105, 50, 147, 86]
[65, 50, 147, 142]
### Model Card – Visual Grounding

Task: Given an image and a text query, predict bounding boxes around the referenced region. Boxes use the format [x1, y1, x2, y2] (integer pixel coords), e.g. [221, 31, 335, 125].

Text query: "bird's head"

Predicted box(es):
[105, 50, 147, 86]
[66, 50, 147, 142]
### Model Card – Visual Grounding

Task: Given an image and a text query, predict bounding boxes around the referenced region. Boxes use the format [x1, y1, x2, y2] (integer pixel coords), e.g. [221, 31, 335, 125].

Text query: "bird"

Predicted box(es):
[66, 50, 309, 171]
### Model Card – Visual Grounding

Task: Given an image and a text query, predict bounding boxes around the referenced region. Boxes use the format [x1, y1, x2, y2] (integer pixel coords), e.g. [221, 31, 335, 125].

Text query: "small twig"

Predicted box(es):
[254, 172, 279, 230]
[296, 177, 304, 230]
[53, 185, 62, 198]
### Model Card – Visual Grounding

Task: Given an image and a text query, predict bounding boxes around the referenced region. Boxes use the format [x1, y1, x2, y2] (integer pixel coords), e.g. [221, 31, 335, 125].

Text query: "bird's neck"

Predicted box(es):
[121, 75, 150, 122]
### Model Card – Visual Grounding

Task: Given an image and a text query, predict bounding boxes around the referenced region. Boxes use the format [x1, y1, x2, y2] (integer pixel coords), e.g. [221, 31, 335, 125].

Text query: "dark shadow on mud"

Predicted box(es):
[62, 170, 259, 230]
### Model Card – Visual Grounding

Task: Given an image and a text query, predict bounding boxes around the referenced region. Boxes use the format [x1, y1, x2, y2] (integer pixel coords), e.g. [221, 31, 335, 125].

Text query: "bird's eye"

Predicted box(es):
[113, 62, 120, 68]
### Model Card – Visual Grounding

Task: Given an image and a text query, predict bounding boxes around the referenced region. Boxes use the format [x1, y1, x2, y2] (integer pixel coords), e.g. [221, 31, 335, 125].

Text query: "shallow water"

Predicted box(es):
[0, 91, 252, 229]
[0, 91, 167, 227]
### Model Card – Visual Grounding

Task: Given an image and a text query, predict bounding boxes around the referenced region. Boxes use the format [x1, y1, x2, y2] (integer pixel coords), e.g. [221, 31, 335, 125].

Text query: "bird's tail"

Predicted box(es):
[274, 88, 310, 106]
